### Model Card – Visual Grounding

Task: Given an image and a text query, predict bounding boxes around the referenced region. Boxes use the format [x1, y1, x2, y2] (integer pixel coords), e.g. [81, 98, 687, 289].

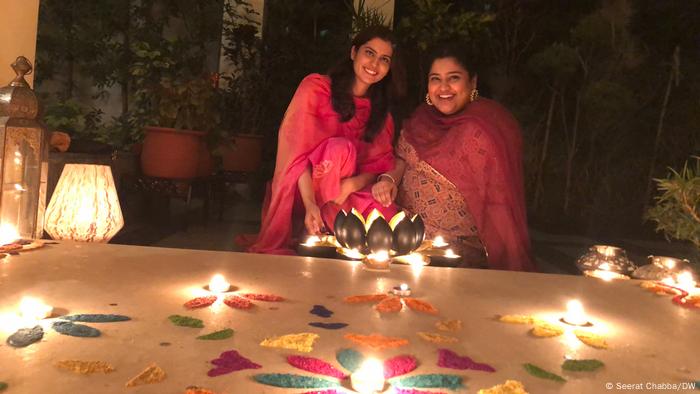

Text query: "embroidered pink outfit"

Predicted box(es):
[248, 74, 397, 255]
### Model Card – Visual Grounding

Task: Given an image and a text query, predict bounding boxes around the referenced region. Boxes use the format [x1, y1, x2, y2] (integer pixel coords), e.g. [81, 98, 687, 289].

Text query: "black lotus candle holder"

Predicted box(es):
[333, 209, 425, 256]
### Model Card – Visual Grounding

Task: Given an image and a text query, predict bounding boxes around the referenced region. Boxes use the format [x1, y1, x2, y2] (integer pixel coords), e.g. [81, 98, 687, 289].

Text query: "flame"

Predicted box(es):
[209, 274, 230, 293]
[562, 300, 589, 326]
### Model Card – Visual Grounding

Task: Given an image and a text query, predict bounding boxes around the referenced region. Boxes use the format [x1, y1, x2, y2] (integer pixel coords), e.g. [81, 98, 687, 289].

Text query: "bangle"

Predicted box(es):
[378, 173, 396, 184]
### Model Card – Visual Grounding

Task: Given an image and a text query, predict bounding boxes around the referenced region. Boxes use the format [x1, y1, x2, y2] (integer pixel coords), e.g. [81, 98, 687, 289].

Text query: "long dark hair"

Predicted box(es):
[328, 26, 406, 142]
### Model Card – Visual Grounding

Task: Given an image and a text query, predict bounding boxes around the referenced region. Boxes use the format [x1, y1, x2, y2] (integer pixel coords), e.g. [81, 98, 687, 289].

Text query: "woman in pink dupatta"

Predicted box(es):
[375, 44, 535, 271]
[247, 27, 405, 255]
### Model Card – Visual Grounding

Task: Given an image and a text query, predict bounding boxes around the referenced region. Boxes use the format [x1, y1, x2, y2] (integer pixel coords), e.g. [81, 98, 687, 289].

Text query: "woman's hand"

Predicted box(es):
[333, 178, 355, 206]
[372, 176, 397, 207]
[304, 203, 324, 235]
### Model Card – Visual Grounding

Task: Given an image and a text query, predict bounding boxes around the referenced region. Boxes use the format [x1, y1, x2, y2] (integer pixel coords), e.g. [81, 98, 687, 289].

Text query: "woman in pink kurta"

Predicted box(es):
[248, 27, 405, 255]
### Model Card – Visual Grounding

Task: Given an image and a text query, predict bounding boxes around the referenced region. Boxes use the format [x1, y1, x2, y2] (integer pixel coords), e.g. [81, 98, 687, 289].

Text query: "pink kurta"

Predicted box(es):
[248, 74, 396, 255]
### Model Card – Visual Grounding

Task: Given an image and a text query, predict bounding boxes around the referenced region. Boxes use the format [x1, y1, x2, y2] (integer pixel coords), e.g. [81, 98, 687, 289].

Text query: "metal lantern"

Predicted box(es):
[0, 57, 49, 241]
[576, 245, 637, 278]
[632, 255, 692, 280]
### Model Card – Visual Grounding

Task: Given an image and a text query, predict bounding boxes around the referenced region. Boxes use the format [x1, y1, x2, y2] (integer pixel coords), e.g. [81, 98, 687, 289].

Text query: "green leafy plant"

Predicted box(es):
[646, 156, 700, 249]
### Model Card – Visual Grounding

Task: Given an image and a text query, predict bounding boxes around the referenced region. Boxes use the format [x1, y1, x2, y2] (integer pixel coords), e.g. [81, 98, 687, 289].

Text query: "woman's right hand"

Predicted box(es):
[304, 203, 324, 235]
[371, 178, 397, 207]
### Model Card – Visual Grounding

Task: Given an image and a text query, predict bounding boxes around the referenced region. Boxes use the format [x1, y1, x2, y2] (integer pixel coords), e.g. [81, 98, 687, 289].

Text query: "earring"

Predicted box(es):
[470, 89, 479, 102]
[425, 93, 433, 106]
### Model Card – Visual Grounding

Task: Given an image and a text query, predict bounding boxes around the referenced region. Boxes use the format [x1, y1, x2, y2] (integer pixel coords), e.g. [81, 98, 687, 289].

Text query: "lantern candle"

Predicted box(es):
[18, 296, 52, 321]
[340, 248, 365, 260]
[561, 300, 591, 326]
[364, 250, 390, 270]
[392, 283, 412, 297]
[432, 235, 448, 248]
[0, 223, 19, 245]
[350, 358, 385, 394]
[208, 274, 231, 293]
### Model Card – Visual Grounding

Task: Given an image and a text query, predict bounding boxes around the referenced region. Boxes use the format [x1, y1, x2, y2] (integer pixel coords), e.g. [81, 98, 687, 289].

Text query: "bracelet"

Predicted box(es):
[378, 173, 396, 184]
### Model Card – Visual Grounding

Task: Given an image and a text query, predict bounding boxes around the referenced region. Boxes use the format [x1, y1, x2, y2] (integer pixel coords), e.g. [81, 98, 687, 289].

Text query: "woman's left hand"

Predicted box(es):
[372, 179, 397, 207]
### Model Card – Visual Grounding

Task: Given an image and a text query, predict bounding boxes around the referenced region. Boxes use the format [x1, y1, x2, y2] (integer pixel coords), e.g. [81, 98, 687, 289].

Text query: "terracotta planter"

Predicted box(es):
[140, 126, 206, 179]
[221, 133, 263, 173]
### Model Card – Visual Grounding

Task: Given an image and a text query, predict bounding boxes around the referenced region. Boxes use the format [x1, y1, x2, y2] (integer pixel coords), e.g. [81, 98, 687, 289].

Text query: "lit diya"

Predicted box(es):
[297, 234, 339, 258]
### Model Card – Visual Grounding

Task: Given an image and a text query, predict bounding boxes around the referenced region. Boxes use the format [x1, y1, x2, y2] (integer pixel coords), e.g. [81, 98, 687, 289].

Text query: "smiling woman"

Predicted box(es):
[242, 26, 406, 255]
[385, 43, 535, 271]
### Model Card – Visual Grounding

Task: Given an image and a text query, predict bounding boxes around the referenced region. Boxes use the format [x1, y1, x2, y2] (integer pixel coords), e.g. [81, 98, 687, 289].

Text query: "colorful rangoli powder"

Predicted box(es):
[522, 363, 566, 382]
[241, 293, 285, 302]
[253, 374, 340, 389]
[208, 350, 262, 377]
[59, 314, 131, 322]
[168, 315, 204, 328]
[561, 359, 604, 372]
[404, 298, 439, 314]
[344, 333, 409, 349]
[6, 325, 43, 347]
[392, 374, 463, 390]
[52, 321, 101, 337]
[417, 332, 458, 344]
[574, 330, 608, 349]
[125, 363, 166, 387]
[336, 348, 364, 373]
[308, 322, 348, 330]
[343, 294, 388, 303]
[437, 349, 495, 372]
[384, 355, 418, 378]
[197, 328, 234, 340]
[287, 355, 347, 379]
[260, 333, 319, 353]
[530, 322, 564, 337]
[184, 296, 217, 309]
[224, 295, 254, 309]
[55, 360, 115, 374]
[375, 296, 403, 313]
[477, 380, 528, 394]
[310, 305, 334, 318]
[435, 319, 462, 332]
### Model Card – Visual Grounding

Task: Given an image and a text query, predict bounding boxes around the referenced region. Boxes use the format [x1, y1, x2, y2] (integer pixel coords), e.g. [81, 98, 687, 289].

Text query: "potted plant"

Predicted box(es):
[646, 156, 700, 258]
[131, 41, 222, 179]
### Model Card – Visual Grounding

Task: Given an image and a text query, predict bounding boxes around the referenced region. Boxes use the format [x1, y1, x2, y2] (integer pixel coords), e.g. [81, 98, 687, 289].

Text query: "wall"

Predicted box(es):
[0, 0, 40, 87]
[358, 0, 395, 26]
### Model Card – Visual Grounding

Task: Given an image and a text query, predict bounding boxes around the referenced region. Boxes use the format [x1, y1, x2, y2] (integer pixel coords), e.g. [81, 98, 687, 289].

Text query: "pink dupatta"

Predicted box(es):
[402, 99, 535, 271]
[248, 74, 395, 255]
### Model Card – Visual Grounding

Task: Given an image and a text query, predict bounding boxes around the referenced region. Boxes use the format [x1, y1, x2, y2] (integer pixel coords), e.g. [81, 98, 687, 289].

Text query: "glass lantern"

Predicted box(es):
[0, 56, 49, 240]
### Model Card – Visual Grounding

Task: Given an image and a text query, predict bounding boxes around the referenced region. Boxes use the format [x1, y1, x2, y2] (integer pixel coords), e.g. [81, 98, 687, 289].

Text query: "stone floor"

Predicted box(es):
[138, 188, 699, 275]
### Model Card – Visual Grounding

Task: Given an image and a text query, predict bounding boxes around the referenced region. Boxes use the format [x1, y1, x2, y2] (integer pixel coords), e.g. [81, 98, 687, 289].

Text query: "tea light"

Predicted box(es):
[662, 271, 698, 294]
[365, 251, 391, 270]
[340, 248, 365, 260]
[432, 236, 448, 248]
[302, 235, 321, 246]
[350, 358, 385, 394]
[584, 270, 629, 281]
[444, 248, 460, 259]
[561, 300, 591, 326]
[209, 274, 231, 293]
[392, 283, 412, 297]
[18, 297, 53, 321]
[392, 252, 428, 266]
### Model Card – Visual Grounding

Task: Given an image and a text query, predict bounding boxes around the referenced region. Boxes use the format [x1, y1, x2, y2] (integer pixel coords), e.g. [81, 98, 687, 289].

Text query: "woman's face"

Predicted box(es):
[351, 37, 393, 96]
[427, 57, 476, 115]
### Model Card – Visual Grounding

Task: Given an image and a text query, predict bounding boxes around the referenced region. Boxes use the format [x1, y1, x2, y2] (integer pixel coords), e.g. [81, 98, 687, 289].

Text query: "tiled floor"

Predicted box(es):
[149, 193, 699, 275]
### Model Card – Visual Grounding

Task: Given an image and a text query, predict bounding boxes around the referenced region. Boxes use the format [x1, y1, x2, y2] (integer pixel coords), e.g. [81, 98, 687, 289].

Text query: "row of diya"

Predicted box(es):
[299, 209, 462, 269]
[3, 272, 608, 394]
